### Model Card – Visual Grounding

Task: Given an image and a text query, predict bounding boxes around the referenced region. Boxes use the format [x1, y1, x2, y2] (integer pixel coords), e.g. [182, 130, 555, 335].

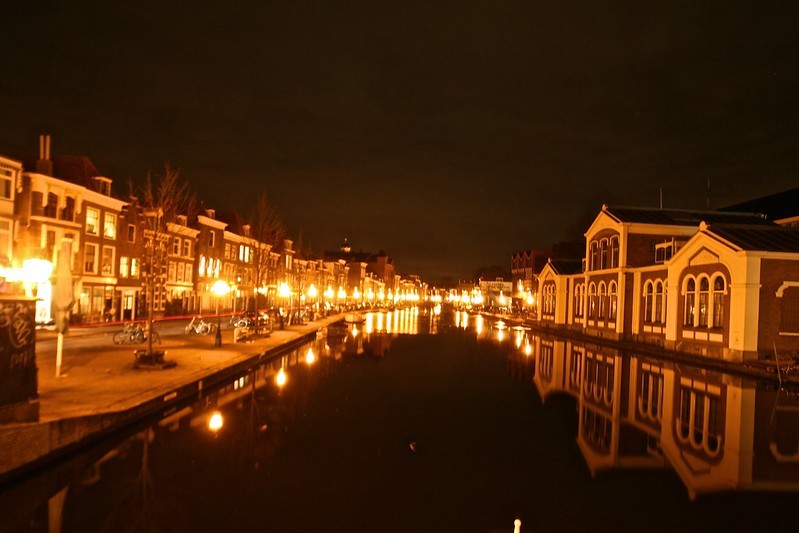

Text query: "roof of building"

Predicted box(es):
[548, 258, 583, 275]
[705, 223, 799, 253]
[604, 205, 770, 227]
[720, 187, 799, 222]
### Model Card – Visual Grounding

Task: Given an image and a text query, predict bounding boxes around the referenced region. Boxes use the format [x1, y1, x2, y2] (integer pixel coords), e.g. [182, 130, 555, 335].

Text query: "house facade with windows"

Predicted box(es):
[535, 202, 799, 362]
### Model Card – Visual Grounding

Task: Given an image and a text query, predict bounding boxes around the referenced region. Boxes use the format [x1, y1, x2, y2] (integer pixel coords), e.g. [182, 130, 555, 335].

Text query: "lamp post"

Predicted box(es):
[211, 280, 231, 348]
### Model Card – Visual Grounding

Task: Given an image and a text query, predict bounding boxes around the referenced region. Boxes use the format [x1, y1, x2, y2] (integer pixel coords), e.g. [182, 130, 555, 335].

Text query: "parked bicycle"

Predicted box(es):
[185, 316, 215, 335]
[113, 323, 161, 344]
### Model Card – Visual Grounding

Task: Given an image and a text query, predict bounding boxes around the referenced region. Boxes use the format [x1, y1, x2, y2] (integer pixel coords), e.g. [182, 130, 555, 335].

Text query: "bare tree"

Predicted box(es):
[138, 164, 193, 360]
[246, 193, 286, 334]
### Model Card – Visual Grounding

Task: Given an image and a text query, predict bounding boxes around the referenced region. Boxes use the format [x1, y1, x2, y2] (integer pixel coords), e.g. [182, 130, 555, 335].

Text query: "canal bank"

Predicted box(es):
[482, 313, 799, 386]
[0, 315, 344, 484]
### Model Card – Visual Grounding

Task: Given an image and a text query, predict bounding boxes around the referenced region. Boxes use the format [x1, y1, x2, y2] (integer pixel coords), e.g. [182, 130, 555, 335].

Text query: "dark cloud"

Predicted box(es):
[2, 1, 799, 280]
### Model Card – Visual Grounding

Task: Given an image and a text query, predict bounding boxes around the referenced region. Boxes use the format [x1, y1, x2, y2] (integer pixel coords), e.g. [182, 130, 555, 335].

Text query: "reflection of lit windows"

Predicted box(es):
[637, 365, 663, 424]
[676, 380, 723, 458]
[569, 347, 583, 390]
[581, 407, 611, 451]
[583, 352, 614, 407]
[539, 341, 553, 381]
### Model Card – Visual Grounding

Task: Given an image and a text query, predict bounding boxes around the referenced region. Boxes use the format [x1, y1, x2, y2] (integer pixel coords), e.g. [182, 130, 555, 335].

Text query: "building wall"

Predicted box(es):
[759, 259, 799, 353]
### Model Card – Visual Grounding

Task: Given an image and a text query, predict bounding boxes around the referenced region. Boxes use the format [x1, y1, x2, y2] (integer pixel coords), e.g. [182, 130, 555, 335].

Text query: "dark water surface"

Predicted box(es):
[3, 308, 799, 532]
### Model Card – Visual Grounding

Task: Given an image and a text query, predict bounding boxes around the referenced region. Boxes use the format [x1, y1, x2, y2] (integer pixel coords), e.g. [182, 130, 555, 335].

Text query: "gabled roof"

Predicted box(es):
[705, 223, 799, 253]
[604, 205, 770, 226]
[720, 187, 799, 222]
[547, 259, 583, 276]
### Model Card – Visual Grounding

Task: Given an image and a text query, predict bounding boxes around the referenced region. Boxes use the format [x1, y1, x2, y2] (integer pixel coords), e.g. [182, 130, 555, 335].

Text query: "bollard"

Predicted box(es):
[514, 518, 521, 533]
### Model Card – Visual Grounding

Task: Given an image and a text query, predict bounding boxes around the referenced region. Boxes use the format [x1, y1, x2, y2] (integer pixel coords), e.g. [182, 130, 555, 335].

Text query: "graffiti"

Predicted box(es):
[9, 347, 34, 370]
[0, 302, 34, 349]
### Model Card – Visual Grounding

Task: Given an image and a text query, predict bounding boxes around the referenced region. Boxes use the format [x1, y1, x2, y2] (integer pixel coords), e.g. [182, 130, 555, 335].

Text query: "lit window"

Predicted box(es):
[131, 258, 140, 278]
[104, 213, 117, 239]
[86, 207, 99, 236]
[684, 278, 696, 327]
[101, 246, 115, 276]
[120, 256, 129, 278]
[0, 171, 12, 200]
[84, 243, 98, 273]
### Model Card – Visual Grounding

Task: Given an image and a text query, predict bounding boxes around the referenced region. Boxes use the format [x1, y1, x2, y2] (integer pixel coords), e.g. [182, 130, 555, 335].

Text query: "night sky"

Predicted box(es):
[2, 2, 798, 282]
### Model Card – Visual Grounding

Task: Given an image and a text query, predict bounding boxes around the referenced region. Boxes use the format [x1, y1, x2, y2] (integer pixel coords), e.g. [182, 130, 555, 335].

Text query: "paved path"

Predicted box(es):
[33, 315, 342, 422]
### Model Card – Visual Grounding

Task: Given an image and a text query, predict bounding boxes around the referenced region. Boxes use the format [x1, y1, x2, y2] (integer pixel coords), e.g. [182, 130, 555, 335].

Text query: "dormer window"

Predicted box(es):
[93, 177, 112, 196]
[206, 209, 215, 219]
[177, 214, 188, 226]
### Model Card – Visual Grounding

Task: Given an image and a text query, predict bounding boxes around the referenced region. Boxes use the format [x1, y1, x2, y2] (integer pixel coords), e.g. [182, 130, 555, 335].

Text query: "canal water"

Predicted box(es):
[2, 307, 799, 532]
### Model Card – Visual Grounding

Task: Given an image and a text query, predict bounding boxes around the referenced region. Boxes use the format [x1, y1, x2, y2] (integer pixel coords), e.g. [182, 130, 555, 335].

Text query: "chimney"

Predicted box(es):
[35, 134, 53, 176]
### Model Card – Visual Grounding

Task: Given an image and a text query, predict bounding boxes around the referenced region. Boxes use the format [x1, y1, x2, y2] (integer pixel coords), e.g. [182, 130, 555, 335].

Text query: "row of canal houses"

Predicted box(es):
[0, 137, 405, 324]
[523, 188, 799, 363]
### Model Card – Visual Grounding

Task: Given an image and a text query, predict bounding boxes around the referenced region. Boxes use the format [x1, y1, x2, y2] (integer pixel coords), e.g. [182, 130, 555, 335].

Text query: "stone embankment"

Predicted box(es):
[0, 315, 342, 483]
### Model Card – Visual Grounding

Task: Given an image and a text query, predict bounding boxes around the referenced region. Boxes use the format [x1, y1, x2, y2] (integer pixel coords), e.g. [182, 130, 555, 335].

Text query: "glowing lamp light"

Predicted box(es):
[353, 287, 361, 300]
[526, 292, 535, 306]
[21, 258, 54, 283]
[524, 342, 532, 356]
[378, 289, 385, 301]
[278, 282, 291, 298]
[307, 284, 318, 298]
[210, 279, 231, 296]
[208, 411, 224, 432]
[305, 347, 316, 365]
[276, 367, 288, 388]
[337, 286, 347, 299]
[325, 286, 334, 299]
[498, 291, 507, 306]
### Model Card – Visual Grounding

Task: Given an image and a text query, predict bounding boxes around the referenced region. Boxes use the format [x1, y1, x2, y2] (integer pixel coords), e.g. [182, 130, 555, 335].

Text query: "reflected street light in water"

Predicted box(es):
[211, 280, 231, 347]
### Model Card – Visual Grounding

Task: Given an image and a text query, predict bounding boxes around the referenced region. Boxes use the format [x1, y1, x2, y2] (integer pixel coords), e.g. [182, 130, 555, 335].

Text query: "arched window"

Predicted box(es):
[643, 281, 654, 324]
[588, 282, 597, 318]
[610, 236, 619, 268]
[590, 241, 599, 271]
[600, 239, 609, 270]
[598, 282, 607, 319]
[698, 277, 710, 327]
[608, 281, 618, 321]
[574, 284, 584, 318]
[712, 276, 725, 328]
[684, 277, 696, 327]
[654, 280, 665, 324]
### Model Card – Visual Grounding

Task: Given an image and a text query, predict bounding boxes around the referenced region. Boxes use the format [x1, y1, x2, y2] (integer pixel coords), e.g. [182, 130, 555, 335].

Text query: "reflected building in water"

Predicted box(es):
[487, 317, 799, 499]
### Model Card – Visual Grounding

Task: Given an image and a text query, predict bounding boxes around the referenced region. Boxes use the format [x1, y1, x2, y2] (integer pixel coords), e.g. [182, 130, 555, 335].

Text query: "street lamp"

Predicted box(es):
[211, 280, 231, 347]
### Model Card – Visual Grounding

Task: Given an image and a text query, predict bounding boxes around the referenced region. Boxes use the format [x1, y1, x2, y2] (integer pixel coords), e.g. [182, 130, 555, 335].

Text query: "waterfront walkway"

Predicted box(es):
[0, 315, 342, 481]
[35, 315, 341, 421]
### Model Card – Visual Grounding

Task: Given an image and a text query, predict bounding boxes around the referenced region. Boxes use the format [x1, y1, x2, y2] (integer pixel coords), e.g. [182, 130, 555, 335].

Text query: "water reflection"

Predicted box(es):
[483, 318, 799, 500]
[4, 308, 799, 531]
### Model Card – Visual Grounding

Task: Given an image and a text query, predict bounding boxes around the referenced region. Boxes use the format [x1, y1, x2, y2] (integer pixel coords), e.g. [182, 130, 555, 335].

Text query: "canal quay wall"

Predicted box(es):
[0, 315, 344, 484]
[484, 313, 799, 386]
